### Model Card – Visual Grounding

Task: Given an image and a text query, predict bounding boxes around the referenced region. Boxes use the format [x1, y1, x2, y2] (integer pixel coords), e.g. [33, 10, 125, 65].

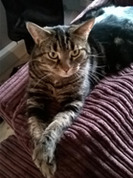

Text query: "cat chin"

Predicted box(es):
[53, 71, 76, 78]
[59, 74, 73, 78]
[52, 67, 79, 78]
[55, 73, 74, 78]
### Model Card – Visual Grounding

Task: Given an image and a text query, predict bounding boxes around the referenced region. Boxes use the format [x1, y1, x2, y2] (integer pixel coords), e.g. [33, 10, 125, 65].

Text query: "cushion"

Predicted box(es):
[0, 135, 44, 178]
[1, 0, 133, 177]
[1, 62, 133, 178]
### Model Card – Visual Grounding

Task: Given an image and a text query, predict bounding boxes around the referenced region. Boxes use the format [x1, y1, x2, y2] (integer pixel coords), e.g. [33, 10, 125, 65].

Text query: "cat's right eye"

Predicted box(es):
[48, 52, 58, 60]
[70, 49, 80, 59]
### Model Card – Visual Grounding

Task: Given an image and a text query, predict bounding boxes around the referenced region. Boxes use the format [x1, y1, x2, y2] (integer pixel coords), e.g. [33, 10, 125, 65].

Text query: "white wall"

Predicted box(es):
[0, 1, 27, 82]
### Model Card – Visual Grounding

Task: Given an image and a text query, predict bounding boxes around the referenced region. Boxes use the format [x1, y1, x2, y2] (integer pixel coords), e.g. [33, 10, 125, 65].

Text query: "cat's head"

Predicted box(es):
[26, 19, 95, 78]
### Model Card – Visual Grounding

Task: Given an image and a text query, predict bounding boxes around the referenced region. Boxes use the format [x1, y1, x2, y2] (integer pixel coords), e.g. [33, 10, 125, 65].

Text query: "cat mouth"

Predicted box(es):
[54, 69, 77, 78]
[56, 71, 74, 78]
[53, 66, 80, 78]
[60, 73, 73, 78]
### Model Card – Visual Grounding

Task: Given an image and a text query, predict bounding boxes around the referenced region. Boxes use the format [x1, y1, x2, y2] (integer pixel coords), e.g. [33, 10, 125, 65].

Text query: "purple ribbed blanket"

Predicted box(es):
[1, 0, 133, 177]
[0, 63, 133, 178]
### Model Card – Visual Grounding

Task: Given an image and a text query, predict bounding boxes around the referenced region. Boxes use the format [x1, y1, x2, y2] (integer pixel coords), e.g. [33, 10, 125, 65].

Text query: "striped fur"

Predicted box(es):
[26, 7, 133, 178]
[26, 19, 101, 178]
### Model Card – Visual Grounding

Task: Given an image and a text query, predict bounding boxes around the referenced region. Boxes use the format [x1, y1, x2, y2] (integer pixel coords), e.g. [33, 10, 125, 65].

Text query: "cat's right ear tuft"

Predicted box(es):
[26, 22, 50, 45]
[73, 18, 95, 40]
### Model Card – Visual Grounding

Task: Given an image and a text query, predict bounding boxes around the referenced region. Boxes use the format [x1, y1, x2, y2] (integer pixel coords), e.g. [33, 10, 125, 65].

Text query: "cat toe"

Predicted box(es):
[32, 139, 56, 178]
[40, 160, 56, 178]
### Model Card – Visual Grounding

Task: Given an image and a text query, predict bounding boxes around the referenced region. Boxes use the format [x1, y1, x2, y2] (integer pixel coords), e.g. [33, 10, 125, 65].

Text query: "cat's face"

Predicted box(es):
[26, 19, 95, 78]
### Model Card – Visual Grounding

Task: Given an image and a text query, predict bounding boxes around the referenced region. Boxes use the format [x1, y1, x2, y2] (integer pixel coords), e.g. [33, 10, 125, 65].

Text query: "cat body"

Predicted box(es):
[91, 6, 133, 73]
[26, 6, 133, 178]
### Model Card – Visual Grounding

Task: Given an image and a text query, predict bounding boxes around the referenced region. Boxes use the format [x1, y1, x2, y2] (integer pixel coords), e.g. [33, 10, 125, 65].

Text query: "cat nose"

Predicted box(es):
[62, 66, 70, 73]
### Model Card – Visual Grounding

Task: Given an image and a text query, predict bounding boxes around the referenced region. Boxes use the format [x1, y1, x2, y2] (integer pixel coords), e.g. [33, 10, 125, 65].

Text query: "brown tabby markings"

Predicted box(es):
[26, 19, 95, 178]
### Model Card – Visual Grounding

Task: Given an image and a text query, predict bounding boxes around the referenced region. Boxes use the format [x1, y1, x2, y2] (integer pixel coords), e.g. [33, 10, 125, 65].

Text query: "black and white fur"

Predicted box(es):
[26, 6, 133, 178]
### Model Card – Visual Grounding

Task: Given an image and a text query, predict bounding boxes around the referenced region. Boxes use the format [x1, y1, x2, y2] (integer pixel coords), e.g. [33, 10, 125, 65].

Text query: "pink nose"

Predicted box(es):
[62, 66, 70, 73]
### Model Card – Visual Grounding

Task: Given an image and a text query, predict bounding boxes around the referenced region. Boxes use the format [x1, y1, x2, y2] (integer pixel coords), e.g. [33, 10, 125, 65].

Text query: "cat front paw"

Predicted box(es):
[32, 136, 57, 178]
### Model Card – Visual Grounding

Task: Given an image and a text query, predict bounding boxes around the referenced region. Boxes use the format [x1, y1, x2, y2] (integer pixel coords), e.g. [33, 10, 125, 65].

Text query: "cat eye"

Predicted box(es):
[71, 49, 80, 58]
[48, 52, 58, 60]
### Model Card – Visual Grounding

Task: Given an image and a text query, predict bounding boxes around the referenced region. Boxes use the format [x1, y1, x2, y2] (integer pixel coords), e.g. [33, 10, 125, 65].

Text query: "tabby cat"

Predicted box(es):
[26, 6, 133, 178]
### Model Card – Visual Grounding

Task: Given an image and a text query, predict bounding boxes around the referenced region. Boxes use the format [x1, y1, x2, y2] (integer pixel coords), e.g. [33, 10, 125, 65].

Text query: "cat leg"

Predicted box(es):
[27, 96, 54, 177]
[28, 115, 56, 178]
[33, 100, 83, 178]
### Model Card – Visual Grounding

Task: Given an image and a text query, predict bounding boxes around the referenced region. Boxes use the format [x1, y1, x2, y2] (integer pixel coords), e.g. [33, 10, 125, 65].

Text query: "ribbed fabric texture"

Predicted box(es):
[0, 63, 133, 178]
[1, 1, 133, 177]
[56, 65, 133, 178]
[0, 136, 44, 178]
[0, 63, 28, 123]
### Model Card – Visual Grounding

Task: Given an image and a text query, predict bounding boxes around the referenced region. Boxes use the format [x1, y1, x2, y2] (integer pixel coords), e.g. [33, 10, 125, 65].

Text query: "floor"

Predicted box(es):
[0, 121, 14, 142]
[0, 1, 92, 143]
[0, 53, 29, 143]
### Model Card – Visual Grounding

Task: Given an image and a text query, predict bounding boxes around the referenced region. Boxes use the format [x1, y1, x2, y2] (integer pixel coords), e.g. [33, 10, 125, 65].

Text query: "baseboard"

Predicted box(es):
[0, 40, 28, 83]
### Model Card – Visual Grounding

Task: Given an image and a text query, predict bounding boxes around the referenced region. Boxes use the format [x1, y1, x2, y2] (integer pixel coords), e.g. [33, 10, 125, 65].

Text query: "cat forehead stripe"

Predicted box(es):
[54, 27, 74, 50]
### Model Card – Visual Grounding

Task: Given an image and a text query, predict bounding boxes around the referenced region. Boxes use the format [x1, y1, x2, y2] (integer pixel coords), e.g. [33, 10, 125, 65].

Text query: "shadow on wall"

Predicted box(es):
[0, 41, 28, 83]
[63, 0, 92, 11]
[0, 0, 11, 50]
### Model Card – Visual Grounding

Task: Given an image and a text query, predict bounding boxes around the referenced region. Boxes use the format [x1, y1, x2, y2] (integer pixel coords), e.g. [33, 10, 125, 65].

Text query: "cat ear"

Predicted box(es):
[73, 18, 95, 39]
[26, 22, 52, 45]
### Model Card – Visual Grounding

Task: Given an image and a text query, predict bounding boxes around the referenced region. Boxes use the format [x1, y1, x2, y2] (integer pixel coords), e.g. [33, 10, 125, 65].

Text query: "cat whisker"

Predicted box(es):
[89, 73, 100, 84]
[89, 64, 105, 71]
[87, 51, 105, 58]
[75, 72, 81, 78]
[89, 75, 96, 86]
[33, 74, 50, 88]
[94, 71, 105, 78]
[92, 64, 105, 69]
[88, 54, 106, 58]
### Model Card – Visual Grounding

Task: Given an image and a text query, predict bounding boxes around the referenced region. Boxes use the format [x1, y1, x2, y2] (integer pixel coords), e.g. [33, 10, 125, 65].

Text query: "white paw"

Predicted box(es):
[33, 136, 57, 178]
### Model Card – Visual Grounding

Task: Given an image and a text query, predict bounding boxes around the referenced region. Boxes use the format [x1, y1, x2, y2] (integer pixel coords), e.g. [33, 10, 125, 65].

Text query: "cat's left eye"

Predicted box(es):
[71, 49, 80, 58]
[48, 52, 58, 59]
